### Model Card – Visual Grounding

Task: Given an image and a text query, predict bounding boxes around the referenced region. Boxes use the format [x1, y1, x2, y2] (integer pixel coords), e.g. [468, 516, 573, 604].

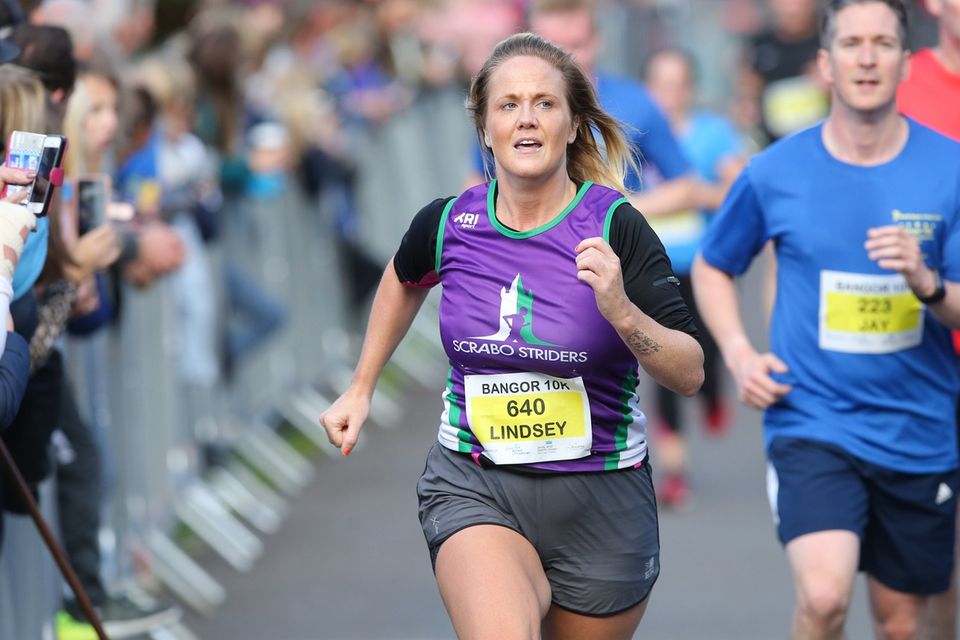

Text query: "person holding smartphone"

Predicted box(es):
[48, 51, 183, 637]
[0, 165, 39, 348]
[0, 65, 52, 305]
[0, 168, 39, 351]
[0, 195, 40, 548]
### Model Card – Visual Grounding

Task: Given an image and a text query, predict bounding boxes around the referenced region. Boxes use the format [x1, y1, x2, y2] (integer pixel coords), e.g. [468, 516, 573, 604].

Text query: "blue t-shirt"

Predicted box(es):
[12, 216, 48, 301]
[473, 71, 691, 192]
[700, 119, 960, 473]
[649, 110, 743, 274]
[116, 129, 160, 204]
[682, 111, 744, 183]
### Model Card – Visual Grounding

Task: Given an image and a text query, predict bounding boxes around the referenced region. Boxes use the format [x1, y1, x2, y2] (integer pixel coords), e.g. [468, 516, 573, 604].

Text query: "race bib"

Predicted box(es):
[819, 270, 923, 354]
[464, 372, 592, 465]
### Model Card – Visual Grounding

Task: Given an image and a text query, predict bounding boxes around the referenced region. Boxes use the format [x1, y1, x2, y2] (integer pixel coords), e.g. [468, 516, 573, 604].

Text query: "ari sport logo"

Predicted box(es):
[453, 211, 480, 229]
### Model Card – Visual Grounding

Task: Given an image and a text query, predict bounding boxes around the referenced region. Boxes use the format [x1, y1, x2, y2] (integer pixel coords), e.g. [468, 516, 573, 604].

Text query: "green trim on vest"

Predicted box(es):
[605, 368, 639, 470]
[486, 179, 593, 239]
[435, 197, 459, 274]
[444, 367, 473, 453]
[602, 198, 629, 244]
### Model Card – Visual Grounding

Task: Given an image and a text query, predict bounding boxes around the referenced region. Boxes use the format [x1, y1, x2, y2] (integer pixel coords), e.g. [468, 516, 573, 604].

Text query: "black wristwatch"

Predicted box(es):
[917, 270, 947, 305]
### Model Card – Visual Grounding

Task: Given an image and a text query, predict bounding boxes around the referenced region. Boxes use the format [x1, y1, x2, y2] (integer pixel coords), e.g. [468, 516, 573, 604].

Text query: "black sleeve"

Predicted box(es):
[608, 203, 699, 339]
[393, 197, 454, 286]
[0, 332, 29, 430]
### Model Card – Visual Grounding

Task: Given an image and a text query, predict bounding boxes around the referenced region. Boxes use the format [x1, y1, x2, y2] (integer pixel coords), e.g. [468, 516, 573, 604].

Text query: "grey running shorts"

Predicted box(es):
[416, 443, 660, 616]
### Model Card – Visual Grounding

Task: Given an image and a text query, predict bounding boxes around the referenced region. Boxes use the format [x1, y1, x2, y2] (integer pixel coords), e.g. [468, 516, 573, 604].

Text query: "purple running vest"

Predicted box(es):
[435, 180, 648, 472]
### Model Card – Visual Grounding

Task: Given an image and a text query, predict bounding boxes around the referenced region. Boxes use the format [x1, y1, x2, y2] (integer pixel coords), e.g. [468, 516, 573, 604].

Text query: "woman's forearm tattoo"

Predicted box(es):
[627, 328, 662, 355]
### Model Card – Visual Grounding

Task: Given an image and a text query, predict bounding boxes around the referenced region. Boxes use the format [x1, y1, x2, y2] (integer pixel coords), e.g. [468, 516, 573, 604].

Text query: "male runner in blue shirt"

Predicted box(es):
[693, 1, 960, 637]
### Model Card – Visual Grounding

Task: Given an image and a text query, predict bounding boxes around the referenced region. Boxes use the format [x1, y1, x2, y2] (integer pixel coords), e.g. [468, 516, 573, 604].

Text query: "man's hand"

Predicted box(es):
[122, 223, 186, 288]
[865, 225, 938, 297]
[136, 223, 186, 274]
[728, 343, 793, 410]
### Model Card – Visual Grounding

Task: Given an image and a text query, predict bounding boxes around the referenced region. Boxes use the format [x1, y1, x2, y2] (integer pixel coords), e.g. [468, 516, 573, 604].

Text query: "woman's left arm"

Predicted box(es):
[576, 236, 704, 396]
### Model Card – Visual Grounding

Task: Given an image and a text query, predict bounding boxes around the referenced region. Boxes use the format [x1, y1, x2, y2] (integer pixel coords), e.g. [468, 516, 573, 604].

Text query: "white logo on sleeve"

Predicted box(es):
[936, 482, 953, 505]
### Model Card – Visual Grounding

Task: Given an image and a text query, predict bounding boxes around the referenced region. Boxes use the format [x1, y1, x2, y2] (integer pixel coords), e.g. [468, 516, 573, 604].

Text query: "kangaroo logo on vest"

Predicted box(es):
[452, 273, 588, 364]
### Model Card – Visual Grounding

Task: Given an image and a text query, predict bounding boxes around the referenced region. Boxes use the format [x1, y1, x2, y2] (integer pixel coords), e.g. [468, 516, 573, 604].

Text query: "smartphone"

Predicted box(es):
[77, 174, 111, 235]
[26, 135, 67, 217]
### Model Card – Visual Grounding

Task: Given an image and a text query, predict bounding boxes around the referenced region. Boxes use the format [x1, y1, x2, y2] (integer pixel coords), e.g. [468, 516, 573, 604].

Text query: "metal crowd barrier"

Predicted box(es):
[0, 83, 470, 638]
[0, 482, 58, 640]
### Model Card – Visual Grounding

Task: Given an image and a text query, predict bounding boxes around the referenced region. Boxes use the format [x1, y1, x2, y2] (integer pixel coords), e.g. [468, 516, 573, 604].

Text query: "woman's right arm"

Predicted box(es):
[319, 259, 429, 456]
[321, 197, 450, 455]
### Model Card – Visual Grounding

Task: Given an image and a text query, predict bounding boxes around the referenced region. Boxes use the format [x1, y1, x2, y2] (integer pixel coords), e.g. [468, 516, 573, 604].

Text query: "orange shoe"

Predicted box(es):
[658, 473, 690, 510]
[704, 401, 731, 437]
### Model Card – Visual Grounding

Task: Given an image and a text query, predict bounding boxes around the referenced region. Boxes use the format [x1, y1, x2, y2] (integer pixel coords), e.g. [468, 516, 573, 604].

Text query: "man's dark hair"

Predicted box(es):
[820, 0, 910, 49]
[8, 24, 76, 94]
